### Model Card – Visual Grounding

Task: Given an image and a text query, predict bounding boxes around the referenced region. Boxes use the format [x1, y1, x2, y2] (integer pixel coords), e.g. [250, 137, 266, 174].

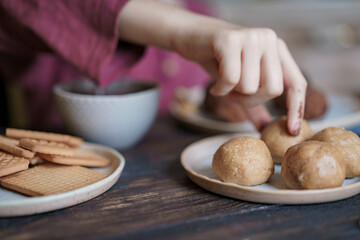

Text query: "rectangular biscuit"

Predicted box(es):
[0, 163, 106, 196]
[39, 149, 111, 167]
[6, 128, 83, 147]
[0, 151, 29, 177]
[19, 138, 75, 156]
[0, 136, 35, 158]
[0, 135, 19, 145]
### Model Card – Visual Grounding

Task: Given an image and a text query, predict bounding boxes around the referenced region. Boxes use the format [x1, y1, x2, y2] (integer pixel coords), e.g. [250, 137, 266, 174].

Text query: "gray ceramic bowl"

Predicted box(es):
[53, 79, 160, 150]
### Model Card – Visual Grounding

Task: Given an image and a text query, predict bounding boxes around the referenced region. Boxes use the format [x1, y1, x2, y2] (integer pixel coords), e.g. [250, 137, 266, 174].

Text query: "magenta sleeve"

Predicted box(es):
[0, 0, 143, 85]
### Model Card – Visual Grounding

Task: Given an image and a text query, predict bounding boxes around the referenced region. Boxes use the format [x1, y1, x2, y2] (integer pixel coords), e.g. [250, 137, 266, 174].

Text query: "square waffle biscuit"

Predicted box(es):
[0, 151, 29, 177]
[0, 163, 106, 196]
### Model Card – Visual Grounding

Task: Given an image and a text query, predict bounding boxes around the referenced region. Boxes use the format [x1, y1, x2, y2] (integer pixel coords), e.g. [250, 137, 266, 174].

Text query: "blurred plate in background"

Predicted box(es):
[169, 87, 360, 134]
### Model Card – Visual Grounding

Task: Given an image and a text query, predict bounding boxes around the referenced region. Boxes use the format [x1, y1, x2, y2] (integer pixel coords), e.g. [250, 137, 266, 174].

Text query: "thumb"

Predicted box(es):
[243, 104, 272, 132]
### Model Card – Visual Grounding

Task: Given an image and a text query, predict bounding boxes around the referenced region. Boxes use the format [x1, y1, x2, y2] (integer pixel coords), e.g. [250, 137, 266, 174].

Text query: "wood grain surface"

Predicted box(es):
[0, 116, 359, 240]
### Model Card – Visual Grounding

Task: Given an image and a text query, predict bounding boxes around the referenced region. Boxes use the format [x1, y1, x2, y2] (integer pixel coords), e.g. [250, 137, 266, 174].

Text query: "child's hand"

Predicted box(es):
[119, 0, 307, 135]
[173, 24, 307, 135]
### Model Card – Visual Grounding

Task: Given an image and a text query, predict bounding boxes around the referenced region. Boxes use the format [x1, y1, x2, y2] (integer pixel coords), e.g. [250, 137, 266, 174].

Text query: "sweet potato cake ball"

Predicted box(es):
[281, 140, 345, 189]
[310, 127, 360, 178]
[212, 136, 274, 186]
[261, 116, 314, 164]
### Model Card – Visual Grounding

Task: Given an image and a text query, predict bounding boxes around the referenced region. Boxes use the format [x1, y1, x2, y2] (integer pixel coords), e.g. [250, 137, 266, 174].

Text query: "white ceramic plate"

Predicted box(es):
[181, 132, 360, 204]
[0, 142, 125, 217]
[170, 89, 360, 133]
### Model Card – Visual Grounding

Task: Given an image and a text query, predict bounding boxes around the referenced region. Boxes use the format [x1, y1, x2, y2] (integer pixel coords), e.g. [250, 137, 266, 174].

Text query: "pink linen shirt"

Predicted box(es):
[0, 0, 211, 129]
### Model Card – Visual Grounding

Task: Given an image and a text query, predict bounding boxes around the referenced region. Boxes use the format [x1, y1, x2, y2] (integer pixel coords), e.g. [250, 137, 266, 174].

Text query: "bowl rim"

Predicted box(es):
[53, 78, 159, 100]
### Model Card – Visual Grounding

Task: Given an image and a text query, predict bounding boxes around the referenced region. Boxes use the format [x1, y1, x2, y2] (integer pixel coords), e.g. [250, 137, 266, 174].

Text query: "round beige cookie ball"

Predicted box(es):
[261, 116, 314, 164]
[212, 136, 274, 186]
[281, 140, 345, 189]
[310, 127, 360, 178]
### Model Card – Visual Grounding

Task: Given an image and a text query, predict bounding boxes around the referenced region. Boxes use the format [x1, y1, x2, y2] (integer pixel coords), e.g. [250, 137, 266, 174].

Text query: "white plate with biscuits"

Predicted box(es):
[0, 142, 125, 217]
[181, 132, 360, 204]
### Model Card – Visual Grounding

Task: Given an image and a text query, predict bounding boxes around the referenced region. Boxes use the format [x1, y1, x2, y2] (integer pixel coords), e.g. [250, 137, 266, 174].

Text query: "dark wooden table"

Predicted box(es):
[1, 115, 360, 240]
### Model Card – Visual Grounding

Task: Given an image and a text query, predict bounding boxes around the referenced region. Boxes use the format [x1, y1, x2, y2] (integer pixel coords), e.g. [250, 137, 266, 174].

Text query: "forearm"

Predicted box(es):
[117, 0, 226, 52]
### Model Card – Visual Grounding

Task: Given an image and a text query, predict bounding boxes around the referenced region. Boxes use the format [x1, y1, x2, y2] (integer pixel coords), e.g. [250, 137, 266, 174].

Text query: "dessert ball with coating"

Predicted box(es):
[281, 140, 345, 189]
[273, 86, 327, 120]
[261, 116, 314, 164]
[212, 136, 274, 186]
[310, 127, 360, 178]
[303, 87, 328, 119]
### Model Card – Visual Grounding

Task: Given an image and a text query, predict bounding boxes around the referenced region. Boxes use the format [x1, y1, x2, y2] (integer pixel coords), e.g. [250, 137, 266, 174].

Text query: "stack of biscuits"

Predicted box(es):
[0, 128, 110, 196]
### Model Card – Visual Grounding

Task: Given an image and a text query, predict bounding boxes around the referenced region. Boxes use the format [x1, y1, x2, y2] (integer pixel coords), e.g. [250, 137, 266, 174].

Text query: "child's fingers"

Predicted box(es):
[206, 29, 305, 136]
[232, 29, 282, 108]
[210, 33, 242, 96]
[227, 49, 282, 108]
[235, 40, 261, 94]
[278, 39, 307, 136]
[262, 37, 283, 98]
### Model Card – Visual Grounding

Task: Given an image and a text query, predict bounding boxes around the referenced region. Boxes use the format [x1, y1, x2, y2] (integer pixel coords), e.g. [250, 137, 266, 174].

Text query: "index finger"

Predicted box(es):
[277, 39, 307, 136]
